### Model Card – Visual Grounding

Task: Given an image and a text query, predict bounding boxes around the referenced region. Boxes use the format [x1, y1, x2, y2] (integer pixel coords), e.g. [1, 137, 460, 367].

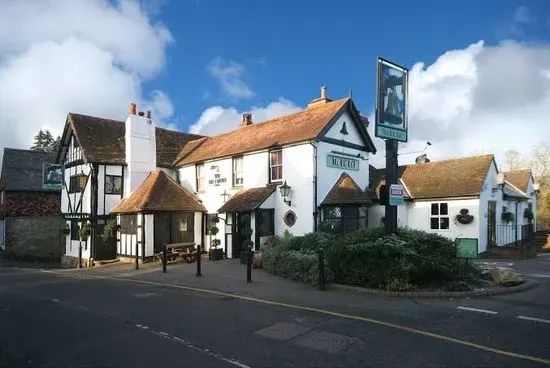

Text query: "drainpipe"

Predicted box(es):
[515, 201, 519, 247]
[310, 142, 318, 232]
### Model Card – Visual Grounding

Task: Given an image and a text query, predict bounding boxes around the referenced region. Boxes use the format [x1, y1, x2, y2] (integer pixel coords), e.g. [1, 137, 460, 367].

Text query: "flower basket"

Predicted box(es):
[501, 212, 515, 224]
[454, 208, 474, 225]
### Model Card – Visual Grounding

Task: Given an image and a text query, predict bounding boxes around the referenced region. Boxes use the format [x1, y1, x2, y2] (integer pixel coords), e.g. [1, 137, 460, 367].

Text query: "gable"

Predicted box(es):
[323, 111, 364, 146]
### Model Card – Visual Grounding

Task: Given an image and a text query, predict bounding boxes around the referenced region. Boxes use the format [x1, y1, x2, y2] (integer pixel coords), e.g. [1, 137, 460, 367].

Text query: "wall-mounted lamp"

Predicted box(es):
[279, 181, 292, 206]
[220, 189, 230, 203]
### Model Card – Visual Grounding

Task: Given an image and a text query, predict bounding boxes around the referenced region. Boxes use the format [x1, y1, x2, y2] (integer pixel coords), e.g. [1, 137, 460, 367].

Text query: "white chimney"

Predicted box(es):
[496, 172, 505, 185]
[125, 103, 156, 195]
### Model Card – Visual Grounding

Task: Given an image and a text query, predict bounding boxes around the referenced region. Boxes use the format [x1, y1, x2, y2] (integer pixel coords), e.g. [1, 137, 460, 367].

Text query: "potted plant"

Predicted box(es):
[208, 216, 224, 260]
[239, 214, 253, 264]
[80, 221, 92, 240]
[62, 223, 70, 235]
[454, 208, 474, 225]
[102, 217, 119, 241]
[524, 208, 534, 222]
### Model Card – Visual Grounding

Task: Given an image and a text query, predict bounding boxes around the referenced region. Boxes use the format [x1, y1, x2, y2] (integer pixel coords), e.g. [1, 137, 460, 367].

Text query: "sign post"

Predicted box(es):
[456, 238, 478, 277]
[376, 58, 409, 235]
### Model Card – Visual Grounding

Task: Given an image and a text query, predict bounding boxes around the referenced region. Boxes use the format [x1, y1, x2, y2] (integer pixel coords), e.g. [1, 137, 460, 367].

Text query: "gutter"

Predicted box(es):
[310, 141, 318, 232]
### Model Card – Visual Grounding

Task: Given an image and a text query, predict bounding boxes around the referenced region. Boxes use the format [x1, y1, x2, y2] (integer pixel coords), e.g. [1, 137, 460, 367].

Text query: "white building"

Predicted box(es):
[367, 155, 539, 253]
[56, 88, 377, 266]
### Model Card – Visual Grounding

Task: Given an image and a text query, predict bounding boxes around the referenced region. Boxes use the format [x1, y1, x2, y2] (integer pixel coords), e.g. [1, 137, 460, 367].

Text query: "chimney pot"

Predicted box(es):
[146, 110, 151, 119]
[138, 111, 145, 117]
[129, 103, 137, 115]
[321, 86, 327, 99]
[241, 113, 252, 126]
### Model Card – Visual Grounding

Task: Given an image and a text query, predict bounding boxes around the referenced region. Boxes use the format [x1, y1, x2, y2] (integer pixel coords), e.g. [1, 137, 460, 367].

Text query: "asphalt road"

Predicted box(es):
[1, 256, 550, 368]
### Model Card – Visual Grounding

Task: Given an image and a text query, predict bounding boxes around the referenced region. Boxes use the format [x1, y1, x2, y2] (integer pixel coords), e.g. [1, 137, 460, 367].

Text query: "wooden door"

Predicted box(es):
[488, 201, 497, 248]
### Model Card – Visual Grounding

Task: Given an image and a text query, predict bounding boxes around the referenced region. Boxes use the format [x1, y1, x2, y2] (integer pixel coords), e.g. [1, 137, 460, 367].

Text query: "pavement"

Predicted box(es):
[1, 255, 550, 367]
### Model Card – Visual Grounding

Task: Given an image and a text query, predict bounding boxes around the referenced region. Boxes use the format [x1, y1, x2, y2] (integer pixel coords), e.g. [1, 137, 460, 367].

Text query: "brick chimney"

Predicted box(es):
[125, 102, 157, 195]
[307, 86, 333, 108]
[240, 113, 253, 126]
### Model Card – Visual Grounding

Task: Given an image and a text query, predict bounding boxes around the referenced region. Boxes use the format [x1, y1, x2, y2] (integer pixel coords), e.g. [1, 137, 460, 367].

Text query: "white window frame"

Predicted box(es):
[196, 164, 205, 192]
[269, 150, 283, 182]
[430, 202, 449, 230]
[232, 156, 244, 187]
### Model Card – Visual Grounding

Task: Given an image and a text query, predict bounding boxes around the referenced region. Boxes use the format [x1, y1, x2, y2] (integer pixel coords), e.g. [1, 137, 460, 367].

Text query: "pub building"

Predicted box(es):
[56, 87, 376, 266]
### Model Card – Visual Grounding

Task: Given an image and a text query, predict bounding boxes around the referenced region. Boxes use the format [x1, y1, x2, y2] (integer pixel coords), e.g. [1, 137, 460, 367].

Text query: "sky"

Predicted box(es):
[0, 0, 549, 170]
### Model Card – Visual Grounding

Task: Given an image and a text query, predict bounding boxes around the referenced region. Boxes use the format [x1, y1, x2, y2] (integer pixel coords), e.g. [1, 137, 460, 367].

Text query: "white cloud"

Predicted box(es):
[0, 0, 175, 166]
[189, 98, 300, 136]
[369, 40, 550, 170]
[208, 57, 254, 100]
[514, 6, 533, 23]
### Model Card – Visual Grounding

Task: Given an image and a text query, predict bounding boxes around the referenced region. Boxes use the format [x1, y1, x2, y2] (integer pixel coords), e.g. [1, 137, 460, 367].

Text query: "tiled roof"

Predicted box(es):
[112, 171, 206, 213]
[175, 98, 373, 166]
[0, 148, 59, 192]
[504, 170, 532, 193]
[369, 154, 495, 200]
[218, 185, 277, 213]
[65, 113, 203, 167]
[321, 173, 370, 205]
[502, 182, 529, 199]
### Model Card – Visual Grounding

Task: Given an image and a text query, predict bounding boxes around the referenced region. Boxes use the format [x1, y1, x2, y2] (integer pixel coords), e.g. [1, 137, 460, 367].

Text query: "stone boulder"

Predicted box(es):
[252, 251, 262, 269]
[490, 267, 523, 287]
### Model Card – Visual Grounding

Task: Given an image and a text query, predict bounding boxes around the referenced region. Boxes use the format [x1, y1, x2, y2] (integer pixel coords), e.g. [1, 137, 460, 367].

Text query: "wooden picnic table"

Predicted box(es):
[154, 242, 197, 264]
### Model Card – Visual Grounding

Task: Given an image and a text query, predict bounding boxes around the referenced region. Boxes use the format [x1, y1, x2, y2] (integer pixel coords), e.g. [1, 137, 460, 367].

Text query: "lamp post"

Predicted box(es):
[279, 181, 291, 206]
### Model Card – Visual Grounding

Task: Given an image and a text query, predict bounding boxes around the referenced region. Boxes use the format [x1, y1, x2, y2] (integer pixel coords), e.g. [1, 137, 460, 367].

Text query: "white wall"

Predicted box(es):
[125, 113, 156, 195]
[194, 212, 202, 250]
[324, 111, 364, 146]
[144, 214, 154, 257]
[118, 214, 138, 256]
[64, 220, 91, 259]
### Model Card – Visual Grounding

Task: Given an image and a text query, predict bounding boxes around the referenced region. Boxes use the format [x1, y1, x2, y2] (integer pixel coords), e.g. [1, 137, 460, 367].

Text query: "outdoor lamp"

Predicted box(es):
[279, 181, 291, 206]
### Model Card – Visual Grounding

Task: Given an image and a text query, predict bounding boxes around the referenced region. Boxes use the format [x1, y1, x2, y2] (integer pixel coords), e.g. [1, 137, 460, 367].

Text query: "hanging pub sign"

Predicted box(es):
[42, 163, 63, 190]
[375, 58, 409, 142]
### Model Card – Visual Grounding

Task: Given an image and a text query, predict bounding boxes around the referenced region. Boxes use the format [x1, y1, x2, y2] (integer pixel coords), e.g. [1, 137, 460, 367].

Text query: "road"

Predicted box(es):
[1, 255, 550, 367]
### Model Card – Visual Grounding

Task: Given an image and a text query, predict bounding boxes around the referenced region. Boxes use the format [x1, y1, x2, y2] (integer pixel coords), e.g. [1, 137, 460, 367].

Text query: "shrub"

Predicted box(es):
[283, 231, 335, 253]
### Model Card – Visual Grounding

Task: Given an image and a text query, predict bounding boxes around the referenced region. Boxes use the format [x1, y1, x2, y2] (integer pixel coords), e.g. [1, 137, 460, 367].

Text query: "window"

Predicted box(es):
[69, 174, 87, 193]
[269, 150, 283, 182]
[430, 203, 449, 230]
[205, 214, 218, 235]
[105, 175, 122, 195]
[196, 164, 205, 192]
[70, 221, 81, 241]
[257, 209, 275, 236]
[232, 156, 244, 187]
[120, 215, 137, 234]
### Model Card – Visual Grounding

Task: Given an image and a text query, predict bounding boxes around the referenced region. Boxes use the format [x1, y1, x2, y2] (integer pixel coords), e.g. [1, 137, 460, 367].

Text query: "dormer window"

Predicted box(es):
[269, 150, 283, 183]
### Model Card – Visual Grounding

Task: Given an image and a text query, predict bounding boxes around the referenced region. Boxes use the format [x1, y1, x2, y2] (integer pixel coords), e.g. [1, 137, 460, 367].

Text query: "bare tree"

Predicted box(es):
[504, 149, 526, 171]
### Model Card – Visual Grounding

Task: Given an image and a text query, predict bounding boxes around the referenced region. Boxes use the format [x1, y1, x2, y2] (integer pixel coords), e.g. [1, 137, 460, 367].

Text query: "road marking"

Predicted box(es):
[517, 315, 550, 324]
[41, 270, 550, 366]
[526, 273, 550, 278]
[457, 306, 498, 315]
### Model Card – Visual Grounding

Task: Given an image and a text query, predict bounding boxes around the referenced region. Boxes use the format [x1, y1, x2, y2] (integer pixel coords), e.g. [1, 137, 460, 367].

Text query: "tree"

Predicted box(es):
[30, 129, 60, 152]
[504, 149, 526, 172]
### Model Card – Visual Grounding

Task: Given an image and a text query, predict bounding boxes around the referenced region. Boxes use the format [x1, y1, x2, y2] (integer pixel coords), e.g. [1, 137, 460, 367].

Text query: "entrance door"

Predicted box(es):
[94, 218, 117, 260]
[488, 201, 497, 248]
[154, 213, 171, 253]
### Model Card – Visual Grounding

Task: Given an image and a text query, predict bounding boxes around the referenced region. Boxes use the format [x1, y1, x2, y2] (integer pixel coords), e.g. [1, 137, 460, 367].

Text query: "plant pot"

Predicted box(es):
[208, 248, 224, 261]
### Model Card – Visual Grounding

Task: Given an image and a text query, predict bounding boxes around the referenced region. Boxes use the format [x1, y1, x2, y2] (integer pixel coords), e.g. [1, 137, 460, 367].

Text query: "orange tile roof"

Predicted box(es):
[174, 98, 350, 166]
[218, 185, 277, 213]
[321, 173, 370, 205]
[504, 169, 532, 193]
[112, 171, 206, 213]
[369, 154, 495, 200]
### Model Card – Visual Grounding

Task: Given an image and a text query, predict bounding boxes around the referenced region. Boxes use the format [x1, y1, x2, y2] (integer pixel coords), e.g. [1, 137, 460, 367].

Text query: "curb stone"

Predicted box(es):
[327, 279, 540, 299]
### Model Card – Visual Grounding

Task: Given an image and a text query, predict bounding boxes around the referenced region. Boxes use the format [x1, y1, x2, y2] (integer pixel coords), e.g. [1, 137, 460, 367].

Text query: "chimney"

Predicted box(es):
[146, 110, 152, 119]
[129, 102, 137, 115]
[307, 86, 333, 108]
[125, 102, 157, 195]
[240, 113, 253, 126]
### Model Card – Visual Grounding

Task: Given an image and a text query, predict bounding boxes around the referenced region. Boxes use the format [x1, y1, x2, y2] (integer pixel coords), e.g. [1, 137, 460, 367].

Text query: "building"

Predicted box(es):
[56, 87, 377, 266]
[55, 106, 203, 267]
[0, 148, 64, 260]
[368, 154, 539, 253]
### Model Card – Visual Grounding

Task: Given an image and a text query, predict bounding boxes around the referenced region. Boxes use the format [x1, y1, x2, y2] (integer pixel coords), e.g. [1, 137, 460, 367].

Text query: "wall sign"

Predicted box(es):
[326, 154, 359, 171]
[456, 238, 478, 259]
[389, 184, 404, 206]
[63, 213, 90, 220]
[208, 173, 227, 186]
[375, 58, 408, 142]
[283, 210, 297, 227]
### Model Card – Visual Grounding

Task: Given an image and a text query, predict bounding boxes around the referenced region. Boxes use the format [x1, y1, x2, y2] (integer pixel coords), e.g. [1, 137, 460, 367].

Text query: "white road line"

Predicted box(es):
[526, 273, 550, 278]
[517, 315, 550, 324]
[457, 306, 498, 315]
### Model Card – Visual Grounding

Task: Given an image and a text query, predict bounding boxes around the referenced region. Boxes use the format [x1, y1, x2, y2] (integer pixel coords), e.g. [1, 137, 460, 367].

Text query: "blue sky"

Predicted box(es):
[146, 0, 550, 130]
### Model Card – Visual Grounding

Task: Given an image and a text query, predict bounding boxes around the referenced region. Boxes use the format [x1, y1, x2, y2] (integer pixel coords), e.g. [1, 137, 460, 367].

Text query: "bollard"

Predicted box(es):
[162, 243, 167, 273]
[135, 242, 139, 270]
[318, 248, 325, 291]
[196, 244, 202, 277]
[246, 248, 252, 283]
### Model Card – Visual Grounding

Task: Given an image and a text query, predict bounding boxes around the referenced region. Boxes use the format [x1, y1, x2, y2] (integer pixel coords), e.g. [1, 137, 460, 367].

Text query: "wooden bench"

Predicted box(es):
[154, 243, 197, 264]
